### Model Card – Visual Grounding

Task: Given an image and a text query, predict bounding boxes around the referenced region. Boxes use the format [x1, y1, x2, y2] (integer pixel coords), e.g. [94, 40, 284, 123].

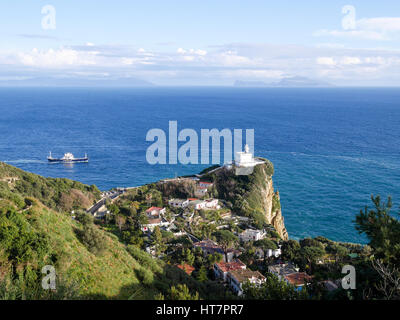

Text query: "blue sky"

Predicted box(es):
[1, 1, 400, 85]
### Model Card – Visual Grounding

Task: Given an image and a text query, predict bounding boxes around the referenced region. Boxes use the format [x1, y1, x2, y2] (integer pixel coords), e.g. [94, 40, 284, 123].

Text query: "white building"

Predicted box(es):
[255, 247, 282, 259]
[141, 217, 170, 232]
[234, 145, 264, 168]
[239, 229, 266, 242]
[168, 199, 189, 208]
[142, 206, 169, 232]
[204, 198, 220, 209]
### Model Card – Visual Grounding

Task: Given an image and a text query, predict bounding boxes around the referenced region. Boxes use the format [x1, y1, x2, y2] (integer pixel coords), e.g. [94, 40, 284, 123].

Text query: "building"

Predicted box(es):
[199, 181, 213, 188]
[234, 144, 264, 168]
[142, 206, 169, 232]
[189, 199, 207, 210]
[204, 199, 220, 209]
[193, 239, 241, 262]
[239, 229, 266, 242]
[146, 206, 166, 216]
[168, 198, 189, 208]
[255, 247, 282, 259]
[268, 263, 298, 280]
[214, 259, 246, 282]
[284, 272, 312, 291]
[227, 269, 266, 296]
[194, 186, 208, 198]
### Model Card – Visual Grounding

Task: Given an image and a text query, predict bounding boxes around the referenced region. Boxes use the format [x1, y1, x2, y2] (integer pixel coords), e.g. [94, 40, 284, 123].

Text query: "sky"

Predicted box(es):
[1, 0, 400, 86]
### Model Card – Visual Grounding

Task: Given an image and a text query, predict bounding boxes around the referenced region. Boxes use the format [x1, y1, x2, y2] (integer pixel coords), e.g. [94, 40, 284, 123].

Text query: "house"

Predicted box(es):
[204, 199, 220, 209]
[193, 239, 241, 262]
[176, 264, 195, 276]
[268, 263, 298, 280]
[214, 259, 246, 282]
[142, 207, 169, 232]
[239, 229, 266, 242]
[194, 187, 208, 198]
[146, 207, 166, 216]
[199, 181, 213, 188]
[284, 272, 312, 291]
[189, 199, 207, 210]
[141, 217, 170, 232]
[168, 198, 189, 208]
[255, 247, 281, 259]
[226, 269, 266, 296]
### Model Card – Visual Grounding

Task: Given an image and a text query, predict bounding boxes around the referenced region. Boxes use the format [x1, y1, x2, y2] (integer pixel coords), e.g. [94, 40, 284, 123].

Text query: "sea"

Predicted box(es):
[1, 87, 399, 243]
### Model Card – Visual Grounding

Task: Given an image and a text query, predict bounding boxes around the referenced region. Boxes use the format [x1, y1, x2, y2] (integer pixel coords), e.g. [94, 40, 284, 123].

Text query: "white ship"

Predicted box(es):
[47, 152, 89, 163]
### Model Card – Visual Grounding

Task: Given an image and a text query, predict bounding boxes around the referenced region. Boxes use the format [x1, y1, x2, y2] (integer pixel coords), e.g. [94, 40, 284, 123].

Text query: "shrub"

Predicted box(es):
[79, 224, 108, 256]
[135, 266, 154, 285]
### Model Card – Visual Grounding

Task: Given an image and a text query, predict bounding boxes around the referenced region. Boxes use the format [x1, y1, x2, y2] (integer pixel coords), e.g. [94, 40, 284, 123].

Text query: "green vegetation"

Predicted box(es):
[0, 162, 100, 213]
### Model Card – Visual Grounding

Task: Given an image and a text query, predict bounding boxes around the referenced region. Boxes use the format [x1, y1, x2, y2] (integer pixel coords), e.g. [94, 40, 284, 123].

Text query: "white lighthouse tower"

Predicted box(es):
[234, 144, 265, 175]
[235, 144, 257, 167]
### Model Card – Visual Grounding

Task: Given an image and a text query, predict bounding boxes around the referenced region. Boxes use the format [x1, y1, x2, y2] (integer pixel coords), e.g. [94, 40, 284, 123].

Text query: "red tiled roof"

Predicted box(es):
[284, 272, 312, 286]
[177, 264, 195, 275]
[199, 181, 213, 185]
[188, 198, 198, 201]
[216, 259, 246, 273]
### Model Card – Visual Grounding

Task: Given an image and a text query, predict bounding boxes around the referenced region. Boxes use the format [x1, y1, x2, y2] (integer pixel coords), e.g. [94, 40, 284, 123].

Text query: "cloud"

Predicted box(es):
[316, 57, 336, 66]
[15, 48, 97, 67]
[2, 42, 400, 86]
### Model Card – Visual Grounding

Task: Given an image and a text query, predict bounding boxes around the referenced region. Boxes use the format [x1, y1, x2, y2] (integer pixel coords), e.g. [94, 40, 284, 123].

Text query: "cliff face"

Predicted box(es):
[259, 178, 288, 240]
[205, 161, 288, 240]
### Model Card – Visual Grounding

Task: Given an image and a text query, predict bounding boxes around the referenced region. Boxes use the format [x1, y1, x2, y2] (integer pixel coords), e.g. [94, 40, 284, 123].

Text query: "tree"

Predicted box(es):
[355, 195, 400, 265]
[371, 259, 400, 300]
[213, 230, 238, 262]
[75, 210, 93, 226]
[151, 226, 166, 256]
[80, 224, 108, 255]
[281, 240, 301, 261]
[115, 214, 126, 232]
[169, 284, 200, 300]
[300, 246, 325, 272]
[196, 266, 208, 282]
[243, 274, 307, 300]
[207, 253, 223, 266]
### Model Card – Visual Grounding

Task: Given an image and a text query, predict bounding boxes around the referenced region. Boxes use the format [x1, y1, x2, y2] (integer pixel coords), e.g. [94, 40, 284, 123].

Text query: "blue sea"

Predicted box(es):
[1, 87, 399, 243]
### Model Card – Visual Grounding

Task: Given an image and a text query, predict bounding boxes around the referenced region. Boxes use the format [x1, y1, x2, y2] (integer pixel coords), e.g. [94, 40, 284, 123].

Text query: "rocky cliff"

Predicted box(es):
[203, 160, 288, 240]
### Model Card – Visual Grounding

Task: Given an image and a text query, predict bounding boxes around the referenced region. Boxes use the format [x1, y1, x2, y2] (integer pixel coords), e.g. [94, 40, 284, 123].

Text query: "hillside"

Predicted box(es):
[0, 162, 101, 213]
[0, 162, 230, 300]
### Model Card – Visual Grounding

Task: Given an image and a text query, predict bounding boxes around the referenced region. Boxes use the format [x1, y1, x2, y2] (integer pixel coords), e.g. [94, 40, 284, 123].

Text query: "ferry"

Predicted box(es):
[47, 152, 89, 163]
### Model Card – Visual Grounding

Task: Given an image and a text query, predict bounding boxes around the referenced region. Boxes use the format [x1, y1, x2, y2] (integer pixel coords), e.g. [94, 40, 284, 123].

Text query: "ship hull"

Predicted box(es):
[48, 158, 89, 163]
